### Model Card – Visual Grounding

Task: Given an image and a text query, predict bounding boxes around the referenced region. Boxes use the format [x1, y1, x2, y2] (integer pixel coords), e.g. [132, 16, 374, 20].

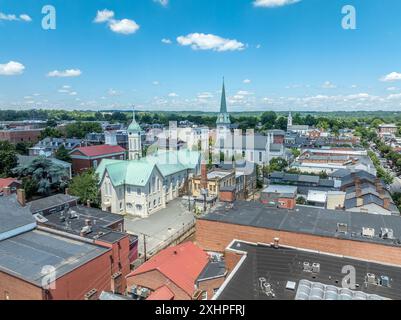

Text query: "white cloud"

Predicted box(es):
[0, 61, 25, 76]
[69, 91, 78, 96]
[197, 92, 214, 99]
[243, 79, 251, 84]
[237, 90, 253, 95]
[253, 0, 301, 8]
[168, 92, 179, 97]
[154, 0, 169, 7]
[62, 85, 71, 89]
[380, 72, 401, 82]
[93, 9, 115, 23]
[321, 81, 336, 89]
[19, 14, 32, 22]
[58, 89, 69, 93]
[109, 19, 140, 35]
[161, 38, 172, 44]
[94, 9, 140, 35]
[387, 93, 401, 100]
[387, 87, 398, 91]
[256, 44, 262, 49]
[153, 81, 160, 85]
[47, 69, 82, 78]
[177, 33, 245, 52]
[108, 89, 121, 96]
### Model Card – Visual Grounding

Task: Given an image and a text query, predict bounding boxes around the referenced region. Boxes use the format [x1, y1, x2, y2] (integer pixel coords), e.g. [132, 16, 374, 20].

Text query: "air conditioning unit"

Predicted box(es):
[366, 273, 377, 285]
[380, 276, 390, 287]
[337, 223, 348, 234]
[362, 227, 375, 238]
[380, 228, 394, 240]
[303, 262, 311, 272]
[80, 225, 92, 235]
[312, 263, 320, 273]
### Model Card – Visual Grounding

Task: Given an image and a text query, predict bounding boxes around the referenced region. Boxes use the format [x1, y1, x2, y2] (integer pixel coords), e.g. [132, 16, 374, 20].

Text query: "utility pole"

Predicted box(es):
[143, 234, 147, 262]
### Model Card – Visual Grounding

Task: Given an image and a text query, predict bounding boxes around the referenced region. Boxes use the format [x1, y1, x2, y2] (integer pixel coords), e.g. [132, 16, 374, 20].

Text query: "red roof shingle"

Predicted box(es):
[127, 242, 209, 297]
[0, 178, 20, 189]
[146, 285, 175, 300]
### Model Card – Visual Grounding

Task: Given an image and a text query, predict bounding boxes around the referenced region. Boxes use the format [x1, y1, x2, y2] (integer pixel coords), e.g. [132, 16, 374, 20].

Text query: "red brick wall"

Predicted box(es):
[197, 277, 226, 300]
[71, 154, 125, 174]
[95, 236, 131, 291]
[196, 219, 401, 266]
[0, 249, 113, 300]
[220, 190, 236, 203]
[0, 272, 43, 300]
[0, 130, 42, 144]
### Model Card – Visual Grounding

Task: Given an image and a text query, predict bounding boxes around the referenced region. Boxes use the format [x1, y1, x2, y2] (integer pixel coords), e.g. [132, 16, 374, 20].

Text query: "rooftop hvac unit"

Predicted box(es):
[312, 263, 321, 273]
[337, 223, 348, 234]
[380, 228, 394, 240]
[80, 225, 92, 235]
[366, 273, 377, 285]
[303, 262, 311, 272]
[380, 276, 390, 287]
[362, 227, 375, 238]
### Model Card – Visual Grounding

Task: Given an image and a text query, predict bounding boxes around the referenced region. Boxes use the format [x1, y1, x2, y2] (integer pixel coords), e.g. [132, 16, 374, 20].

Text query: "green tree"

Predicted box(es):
[269, 158, 288, 172]
[290, 148, 301, 158]
[261, 111, 277, 130]
[55, 145, 71, 162]
[12, 157, 69, 195]
[15, 141, 33, 156]
[0, 141, 18, 177]
[68, 169, 100, 208]
[39, 127, 63, 140]
[65, 122, 102, 139]
[21, 177, 38, 201]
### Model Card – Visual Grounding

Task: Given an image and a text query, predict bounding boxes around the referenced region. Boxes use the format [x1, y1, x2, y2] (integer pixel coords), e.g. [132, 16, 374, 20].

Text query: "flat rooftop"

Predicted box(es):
[37, 206, 128, 244]
[0, 229, 110, 286]
[216, 241, 401, 300]
[200, 201, 401, 247]
[0, 195, 36, 241]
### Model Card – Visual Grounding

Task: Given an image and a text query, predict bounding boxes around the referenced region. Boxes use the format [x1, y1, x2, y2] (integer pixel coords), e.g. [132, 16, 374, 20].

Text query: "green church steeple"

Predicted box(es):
[216, 78, 230, 125]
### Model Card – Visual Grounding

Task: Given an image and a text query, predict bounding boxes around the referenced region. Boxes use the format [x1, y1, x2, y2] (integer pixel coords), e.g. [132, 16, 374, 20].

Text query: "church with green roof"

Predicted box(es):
[96, 111, 201, 217]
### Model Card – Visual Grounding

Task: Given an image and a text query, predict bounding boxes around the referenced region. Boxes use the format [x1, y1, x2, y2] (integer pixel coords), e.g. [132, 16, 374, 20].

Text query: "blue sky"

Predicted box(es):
[1, 0, 401, 112]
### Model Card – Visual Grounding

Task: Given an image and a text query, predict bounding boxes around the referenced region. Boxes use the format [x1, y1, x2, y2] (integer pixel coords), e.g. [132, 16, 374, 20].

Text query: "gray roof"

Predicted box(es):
[197, 261, 226, 282]
[262, 185, 297, 197]
[29, 194, 79, 214]
[99, 291, 133, 300]
[0, 229, 110, 286]
[201, 201, 401, 247]
[0, 195, 36, 241]
[217, 241, 401, 300]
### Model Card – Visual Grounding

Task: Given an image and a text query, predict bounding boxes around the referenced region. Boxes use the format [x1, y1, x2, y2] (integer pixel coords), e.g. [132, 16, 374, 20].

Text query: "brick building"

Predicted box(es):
[260, 185, 297, 209]
[69, 144, 126, 174]
[0, 129, 43, 144]
[196, 200, 401, 267]
[0, 192, 133, 300]
[126, 242, 226, 300]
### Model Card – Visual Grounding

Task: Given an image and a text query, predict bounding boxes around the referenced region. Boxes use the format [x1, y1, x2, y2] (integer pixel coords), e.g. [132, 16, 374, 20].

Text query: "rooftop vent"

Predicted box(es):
[380, 228, 394, 240]
[303, 262, 312, 272]
[80, 225, 92, 235]
[33, 213, 48, 223]
[379, 276, 390, 287]
[337, 223, 348, 234]
[312, 263, 321, 273]
[362, 227, 375, 238]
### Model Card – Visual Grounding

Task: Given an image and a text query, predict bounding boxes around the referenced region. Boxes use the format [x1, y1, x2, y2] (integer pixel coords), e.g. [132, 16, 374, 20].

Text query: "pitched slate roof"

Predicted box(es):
[127, 242, 209, 296]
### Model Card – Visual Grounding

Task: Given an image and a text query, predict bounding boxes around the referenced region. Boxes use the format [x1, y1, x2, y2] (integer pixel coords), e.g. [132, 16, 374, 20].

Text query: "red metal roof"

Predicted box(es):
[146, 285, 174, 300]
[72, 145, 125, 157]
[127, 242, 209, 296]
[0, 178, 20, 189]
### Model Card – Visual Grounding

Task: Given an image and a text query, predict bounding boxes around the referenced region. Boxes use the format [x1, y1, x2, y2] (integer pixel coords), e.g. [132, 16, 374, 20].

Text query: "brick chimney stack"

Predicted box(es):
[383, 197, 391, 210]
[17, 189, 26, 207]
[200, 161, 208, 190]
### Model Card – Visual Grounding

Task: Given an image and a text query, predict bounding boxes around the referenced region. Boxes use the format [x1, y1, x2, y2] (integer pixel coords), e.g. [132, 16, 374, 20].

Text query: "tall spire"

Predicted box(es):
[220, 77, 227, 114]
[128, 105, 141, 133]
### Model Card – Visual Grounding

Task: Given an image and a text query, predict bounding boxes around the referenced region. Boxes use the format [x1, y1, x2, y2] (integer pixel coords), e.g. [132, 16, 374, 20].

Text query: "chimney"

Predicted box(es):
[17, 189, 26, 207]
[273, 237, 280, 249]
[383, 197, 391, 210]
[84, 289, 98, 301]
[65, 187, 70, 195]
[3, 186, 11, 196]
[200, 161, 208, 190]
[86, 199, 91, 208]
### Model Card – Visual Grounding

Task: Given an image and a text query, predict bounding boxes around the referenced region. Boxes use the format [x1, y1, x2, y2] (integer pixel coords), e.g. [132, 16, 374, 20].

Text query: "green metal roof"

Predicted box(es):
[96, 150, 201, 187]
[216, 79, 231, 125]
